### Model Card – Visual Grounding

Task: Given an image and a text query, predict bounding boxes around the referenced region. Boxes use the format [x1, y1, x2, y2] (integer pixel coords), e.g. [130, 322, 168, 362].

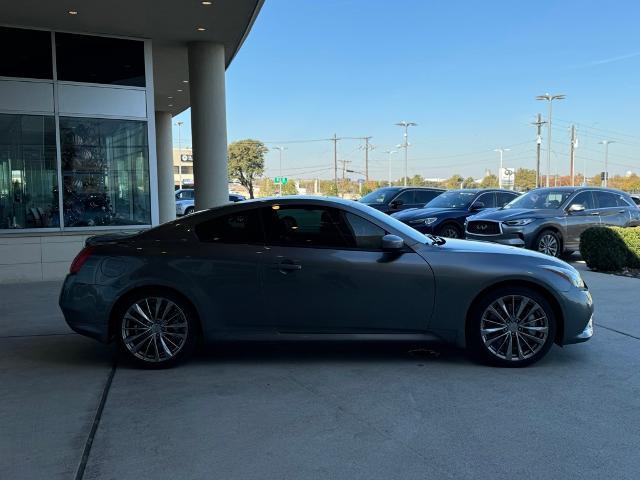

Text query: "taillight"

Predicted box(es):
[69, 246, 95, 274]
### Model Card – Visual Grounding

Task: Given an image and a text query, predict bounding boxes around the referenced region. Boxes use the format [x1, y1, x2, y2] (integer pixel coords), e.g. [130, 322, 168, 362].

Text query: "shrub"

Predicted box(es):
[580, 226, 640, 271]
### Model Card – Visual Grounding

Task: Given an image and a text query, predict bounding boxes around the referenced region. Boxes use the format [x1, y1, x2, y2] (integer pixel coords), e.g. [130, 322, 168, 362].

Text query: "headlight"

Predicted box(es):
[409, 217, 437, 225]
[504, 218, 535, 226]
[543, 266, 586, 289]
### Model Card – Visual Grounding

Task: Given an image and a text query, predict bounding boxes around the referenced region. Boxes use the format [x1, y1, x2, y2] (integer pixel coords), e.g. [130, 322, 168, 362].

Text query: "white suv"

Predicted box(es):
[175, 189, 245, 216]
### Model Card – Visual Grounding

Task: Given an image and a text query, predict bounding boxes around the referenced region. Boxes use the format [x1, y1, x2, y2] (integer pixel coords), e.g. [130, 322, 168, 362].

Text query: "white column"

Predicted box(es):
[155, 111, 176, 223]
[188, 42, 229, 210]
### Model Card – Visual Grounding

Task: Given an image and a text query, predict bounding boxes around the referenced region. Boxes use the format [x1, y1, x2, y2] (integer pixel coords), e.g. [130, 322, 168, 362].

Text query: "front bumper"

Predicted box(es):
[466, 232, 525, 247]
[560, 288, 594, 345]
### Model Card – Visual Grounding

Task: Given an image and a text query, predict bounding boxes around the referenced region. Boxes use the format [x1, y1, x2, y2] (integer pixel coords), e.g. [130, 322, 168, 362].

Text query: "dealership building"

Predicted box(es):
[0, 0, 263, 282]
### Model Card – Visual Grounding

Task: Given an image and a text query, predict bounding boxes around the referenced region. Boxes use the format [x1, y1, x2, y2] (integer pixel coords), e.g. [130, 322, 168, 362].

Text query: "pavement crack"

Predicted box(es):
[596, 323, 640, 341]
[74, 360, 117, 480]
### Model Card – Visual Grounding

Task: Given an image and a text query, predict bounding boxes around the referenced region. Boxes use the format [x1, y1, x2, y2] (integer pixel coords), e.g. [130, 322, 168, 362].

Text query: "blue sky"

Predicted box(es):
[173, 0, 640, 181]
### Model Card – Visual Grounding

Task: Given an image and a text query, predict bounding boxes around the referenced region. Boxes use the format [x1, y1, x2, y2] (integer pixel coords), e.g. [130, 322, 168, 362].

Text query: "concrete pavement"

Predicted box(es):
[1, 270, 639, 480]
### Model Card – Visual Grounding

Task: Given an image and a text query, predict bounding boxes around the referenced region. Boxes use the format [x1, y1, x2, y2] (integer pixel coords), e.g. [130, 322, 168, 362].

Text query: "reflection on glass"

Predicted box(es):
[60, 117, 150, 227]
[0, 114, 58, 229]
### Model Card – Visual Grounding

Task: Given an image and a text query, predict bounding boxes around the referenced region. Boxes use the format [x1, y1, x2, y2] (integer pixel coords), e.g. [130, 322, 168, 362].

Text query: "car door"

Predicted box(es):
[594, 191, 628, 226]
[389, 190, 415, 213]
[564, 191, 598, 249]
[188, 207, 266, 331]
[496, 191, 519, 207]
[471, 192, 496, 211]
[259, 203, 434, 333]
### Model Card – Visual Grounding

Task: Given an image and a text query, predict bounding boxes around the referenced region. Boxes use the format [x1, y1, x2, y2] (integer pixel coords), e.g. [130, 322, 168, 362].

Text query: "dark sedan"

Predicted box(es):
[359, 186, 444, 214]
[392, 189, 519, 238]
[60, 196, 593, 368]
[466, 187, 640, 257]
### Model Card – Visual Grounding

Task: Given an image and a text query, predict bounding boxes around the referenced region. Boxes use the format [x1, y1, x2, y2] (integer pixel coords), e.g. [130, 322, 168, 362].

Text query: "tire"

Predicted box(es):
[437, 222, 462, 239]
[467, 287, 556, 367]
[535, 229, 562, 257]
[116, 291, 198, 369]
[184, 206, 195, 215]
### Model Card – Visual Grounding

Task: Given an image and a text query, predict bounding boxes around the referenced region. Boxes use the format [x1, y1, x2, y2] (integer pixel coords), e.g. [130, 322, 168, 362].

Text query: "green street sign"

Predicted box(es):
[274, 177, 288, 185]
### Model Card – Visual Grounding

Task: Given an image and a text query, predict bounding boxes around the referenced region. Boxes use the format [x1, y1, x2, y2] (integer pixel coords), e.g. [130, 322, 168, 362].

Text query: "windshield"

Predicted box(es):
[425, 191, 477, 209]
[504, 189, 572, 210]
[360, 188, 400, 204]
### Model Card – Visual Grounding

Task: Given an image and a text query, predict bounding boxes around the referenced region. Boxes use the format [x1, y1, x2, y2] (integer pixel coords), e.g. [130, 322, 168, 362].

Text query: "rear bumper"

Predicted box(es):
[59, 275, 112, 343]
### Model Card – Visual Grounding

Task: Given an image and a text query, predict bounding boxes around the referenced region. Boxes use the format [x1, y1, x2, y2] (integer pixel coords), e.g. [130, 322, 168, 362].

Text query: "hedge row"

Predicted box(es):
[580, 226, 640, 271]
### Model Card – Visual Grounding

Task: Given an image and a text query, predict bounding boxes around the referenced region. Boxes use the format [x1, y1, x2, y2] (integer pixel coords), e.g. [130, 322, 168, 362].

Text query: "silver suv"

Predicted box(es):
[175, 189, 245, 216]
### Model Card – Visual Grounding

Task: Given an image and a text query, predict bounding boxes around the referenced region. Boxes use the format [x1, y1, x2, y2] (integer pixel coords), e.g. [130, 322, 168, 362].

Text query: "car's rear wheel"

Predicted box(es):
[468, 287, 556, 367]
[438, 223, 462, 239]
[184, 206, 195, 215]
[117, 293, 197, 368]
[535, 229, 561, 257]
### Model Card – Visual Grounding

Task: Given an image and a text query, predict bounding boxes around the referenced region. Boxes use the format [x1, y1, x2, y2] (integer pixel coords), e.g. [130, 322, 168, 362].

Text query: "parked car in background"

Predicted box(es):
[359, 186, 444, 214]
[60, 196, 593, 368]
[466, 187, 640, 257]
[392, 189, 519, 238]
[630, 194, 640, 207]
[175, 188, 245, 216]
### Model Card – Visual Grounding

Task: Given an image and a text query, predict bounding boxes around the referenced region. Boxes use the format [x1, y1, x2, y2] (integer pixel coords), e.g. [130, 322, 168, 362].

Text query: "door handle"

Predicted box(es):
[589, 212, 600, 216]
[618, 210, 626, 214]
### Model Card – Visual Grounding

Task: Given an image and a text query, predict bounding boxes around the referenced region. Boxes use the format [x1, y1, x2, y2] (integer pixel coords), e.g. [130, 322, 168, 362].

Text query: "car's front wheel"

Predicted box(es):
[117, 292, 198, 368]
[437, 223, 462, 238]
[468, 287, 556, 367]
[184, 206, 195, 215]
[535, 229, 561, 257]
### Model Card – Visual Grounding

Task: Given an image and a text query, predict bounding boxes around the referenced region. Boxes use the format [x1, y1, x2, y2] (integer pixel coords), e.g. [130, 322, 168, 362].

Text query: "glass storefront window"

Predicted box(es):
[60, 117, 151, 227]
[55, 33, 145, 87]
[0, 27, 53, 80]
[0, 114, 58, 229]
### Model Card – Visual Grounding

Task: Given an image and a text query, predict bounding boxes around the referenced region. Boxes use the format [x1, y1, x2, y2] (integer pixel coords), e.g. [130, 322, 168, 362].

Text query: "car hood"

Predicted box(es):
[469, 208, 560, 221]
[392, 207, 466, 221]
[422, 237, 574, 269]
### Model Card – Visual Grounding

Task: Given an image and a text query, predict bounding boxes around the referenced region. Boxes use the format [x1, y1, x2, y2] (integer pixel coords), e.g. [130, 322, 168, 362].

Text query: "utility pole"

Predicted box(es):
[531, 114, 546, 188]
[569, 125, 577, 187]
[338, 159, 352, 181]
[395, 121, 417, 187]
[536, 93, 566, 187]
[332, 133, 339, 189]
[599, 140, 615, 187]
[360, 136, 373, 182]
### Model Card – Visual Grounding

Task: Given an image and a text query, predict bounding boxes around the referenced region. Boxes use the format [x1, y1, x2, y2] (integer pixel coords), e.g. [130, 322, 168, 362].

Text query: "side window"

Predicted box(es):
[393, 190, 414, 205]
[414, 190, 440, 205]
[343, 212, 385, 249]
[615, 195, 632, 207]
[570, 192, 594, 210]
[195, 209, 262, 244]
[262, 205, 352, 248]
[496, 192, 518, 207]
[475, 192, 496, 208]
[595, 191, 617, 208]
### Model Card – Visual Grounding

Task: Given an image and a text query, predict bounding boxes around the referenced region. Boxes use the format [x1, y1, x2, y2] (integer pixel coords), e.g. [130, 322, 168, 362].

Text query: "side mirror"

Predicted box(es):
[381, 234, 404, 251]
[470, 201, 485, 211]
[568, 203, 586, 214]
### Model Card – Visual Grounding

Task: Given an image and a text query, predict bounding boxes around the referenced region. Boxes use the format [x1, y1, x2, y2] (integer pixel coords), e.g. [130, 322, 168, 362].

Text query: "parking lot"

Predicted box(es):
[1, 263, 639, 480]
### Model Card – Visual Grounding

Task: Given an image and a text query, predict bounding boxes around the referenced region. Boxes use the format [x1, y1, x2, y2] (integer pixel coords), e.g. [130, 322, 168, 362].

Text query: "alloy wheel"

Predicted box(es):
[440, 225, 460, 238]
[538, 233, 559, 256]
[121, 297, 189, 363]
[480, 295, 549, 362]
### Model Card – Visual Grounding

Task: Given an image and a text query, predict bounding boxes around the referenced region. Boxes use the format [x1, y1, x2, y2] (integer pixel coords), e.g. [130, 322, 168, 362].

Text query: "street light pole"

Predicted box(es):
[384, 150, 397, 186]
[598, 140, 614, 187]
[395, 121, 417, 187]
[174, 121, 184, 188]
[273, 146, 286, 195]
[536, 93, 566, 187]
[494, 148, 511, 189]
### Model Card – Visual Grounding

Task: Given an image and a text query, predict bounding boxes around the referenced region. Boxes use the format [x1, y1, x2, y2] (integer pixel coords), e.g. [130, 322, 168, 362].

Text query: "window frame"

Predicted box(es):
[261, 204, 390, 252]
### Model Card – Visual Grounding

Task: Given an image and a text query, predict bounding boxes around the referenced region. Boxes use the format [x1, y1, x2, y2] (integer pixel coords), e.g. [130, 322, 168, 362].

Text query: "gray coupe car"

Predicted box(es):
[466, 187, 640, 257]
[60, 197, 593, 368]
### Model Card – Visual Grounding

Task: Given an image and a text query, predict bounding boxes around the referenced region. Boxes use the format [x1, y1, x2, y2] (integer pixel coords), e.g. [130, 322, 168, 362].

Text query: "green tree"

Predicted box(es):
[322, 182, 339, 197]
[444, 174, 464, 190]
[227, 139, 267, 199]
[514, 168, 537, 191]
[480, 174, 499, 188]
[462, 176, 476, 188]
[281, 180, 298, 195]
